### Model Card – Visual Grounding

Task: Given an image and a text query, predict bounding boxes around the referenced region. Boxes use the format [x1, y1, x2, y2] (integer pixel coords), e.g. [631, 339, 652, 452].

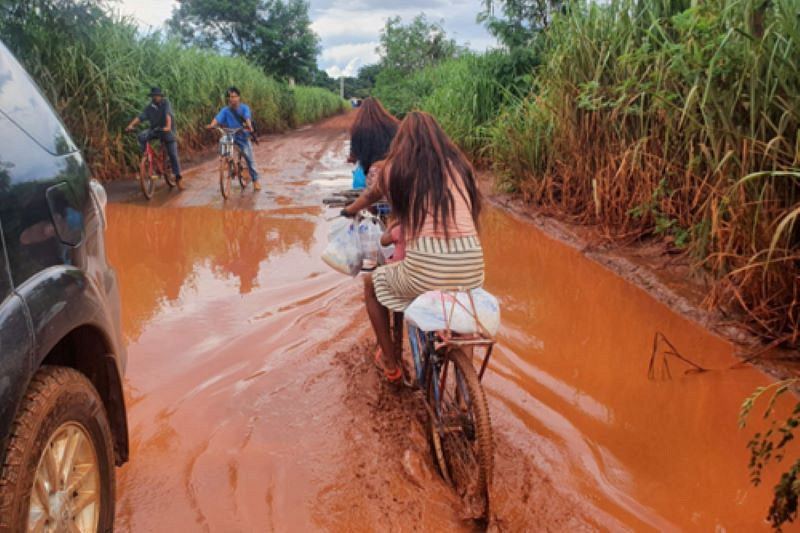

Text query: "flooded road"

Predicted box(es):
[108, 113, 790, 531]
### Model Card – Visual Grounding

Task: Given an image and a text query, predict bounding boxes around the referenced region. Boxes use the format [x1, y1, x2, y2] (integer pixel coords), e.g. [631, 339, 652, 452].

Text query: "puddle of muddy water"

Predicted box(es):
[480, 208, 792, 531]
[108, 201, 376, 531]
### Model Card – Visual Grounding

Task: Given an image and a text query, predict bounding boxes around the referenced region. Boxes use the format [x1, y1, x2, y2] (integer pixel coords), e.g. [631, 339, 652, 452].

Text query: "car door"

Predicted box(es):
[0, 41, 96, 363]
[0, 221, 34, 462]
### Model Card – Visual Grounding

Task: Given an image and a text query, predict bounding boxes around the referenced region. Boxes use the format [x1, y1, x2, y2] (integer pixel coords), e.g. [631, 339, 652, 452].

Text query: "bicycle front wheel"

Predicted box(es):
[219, 159, 233, 199]
[428, 347, 493, 518]
[139, 155, 155, 199]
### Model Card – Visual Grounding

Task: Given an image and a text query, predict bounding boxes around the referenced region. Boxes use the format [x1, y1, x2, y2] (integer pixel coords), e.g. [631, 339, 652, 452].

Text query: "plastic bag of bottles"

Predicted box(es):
[321, 219, 363, 276]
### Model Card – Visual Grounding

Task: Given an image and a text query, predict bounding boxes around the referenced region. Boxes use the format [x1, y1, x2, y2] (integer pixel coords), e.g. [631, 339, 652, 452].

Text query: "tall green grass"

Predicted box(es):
[2, 9, 344, 180]
[486, 0, 800, 346]
[372, 50, 538, 155]
[291, 86, 348, 125]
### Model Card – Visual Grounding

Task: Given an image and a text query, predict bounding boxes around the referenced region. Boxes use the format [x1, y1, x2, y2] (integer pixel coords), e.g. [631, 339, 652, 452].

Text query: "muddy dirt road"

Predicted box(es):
[108, 113, 789, 531]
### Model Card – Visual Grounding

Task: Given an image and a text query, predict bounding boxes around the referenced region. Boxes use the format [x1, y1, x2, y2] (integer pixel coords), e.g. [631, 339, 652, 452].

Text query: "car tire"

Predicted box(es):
[0, 366, 115, 532]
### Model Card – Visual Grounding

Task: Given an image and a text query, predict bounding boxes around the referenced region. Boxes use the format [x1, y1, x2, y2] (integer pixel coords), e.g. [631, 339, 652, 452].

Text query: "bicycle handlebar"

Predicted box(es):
[214, 127, 245, 135]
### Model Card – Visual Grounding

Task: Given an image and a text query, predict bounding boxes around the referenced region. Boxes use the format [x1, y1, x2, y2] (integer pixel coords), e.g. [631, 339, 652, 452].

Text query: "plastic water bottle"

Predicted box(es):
[358, 217, 381, 271]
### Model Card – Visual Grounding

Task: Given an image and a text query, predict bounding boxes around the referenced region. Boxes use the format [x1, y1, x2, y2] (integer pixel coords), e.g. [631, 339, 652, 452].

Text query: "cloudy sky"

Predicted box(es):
[115, 0, 498, 77]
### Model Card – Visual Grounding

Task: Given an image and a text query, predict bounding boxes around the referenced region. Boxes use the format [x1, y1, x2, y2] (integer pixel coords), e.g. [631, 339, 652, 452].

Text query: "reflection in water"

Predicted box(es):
[481, 208, 793, 531]
[106, 204, 316, 342]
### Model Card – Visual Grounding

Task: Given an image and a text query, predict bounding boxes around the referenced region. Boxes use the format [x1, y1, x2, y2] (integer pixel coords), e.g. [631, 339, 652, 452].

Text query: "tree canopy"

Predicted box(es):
[168, 0, 320, 83]
[478, 0, 563, 48]
[377, 14, 462, 74]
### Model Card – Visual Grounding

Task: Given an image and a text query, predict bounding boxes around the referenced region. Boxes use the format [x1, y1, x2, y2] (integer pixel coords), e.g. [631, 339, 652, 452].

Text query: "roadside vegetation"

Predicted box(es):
[0, 1, 345, 181]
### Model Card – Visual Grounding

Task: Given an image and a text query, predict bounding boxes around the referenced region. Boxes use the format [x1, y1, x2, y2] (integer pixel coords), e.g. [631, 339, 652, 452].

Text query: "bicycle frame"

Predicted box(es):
[143, 141, 167, 176]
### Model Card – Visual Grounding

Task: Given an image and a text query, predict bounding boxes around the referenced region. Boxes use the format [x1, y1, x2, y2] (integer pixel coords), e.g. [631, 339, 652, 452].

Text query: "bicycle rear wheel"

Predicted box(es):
[428, 347, 493, 518]
[219, 159, 233, 199]
[139, 154, 155, 199]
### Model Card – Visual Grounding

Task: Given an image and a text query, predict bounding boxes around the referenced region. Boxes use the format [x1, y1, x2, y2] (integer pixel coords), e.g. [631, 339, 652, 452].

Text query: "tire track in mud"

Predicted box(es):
[323, 341, 595, 532]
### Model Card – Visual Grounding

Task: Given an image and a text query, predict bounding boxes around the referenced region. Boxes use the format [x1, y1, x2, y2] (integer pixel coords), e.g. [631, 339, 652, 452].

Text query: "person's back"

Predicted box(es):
[341, 111, 484, 383]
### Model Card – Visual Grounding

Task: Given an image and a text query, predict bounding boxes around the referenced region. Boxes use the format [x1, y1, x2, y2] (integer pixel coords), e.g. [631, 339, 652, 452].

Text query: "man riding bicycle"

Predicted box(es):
[206, 87, 261, 192]
[125, 86, 185, 189]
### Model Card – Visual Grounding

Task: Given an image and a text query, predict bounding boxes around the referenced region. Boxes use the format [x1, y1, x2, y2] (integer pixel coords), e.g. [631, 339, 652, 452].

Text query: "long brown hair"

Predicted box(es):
[349, 97, 399, 174]
[385, 112, 481, 238]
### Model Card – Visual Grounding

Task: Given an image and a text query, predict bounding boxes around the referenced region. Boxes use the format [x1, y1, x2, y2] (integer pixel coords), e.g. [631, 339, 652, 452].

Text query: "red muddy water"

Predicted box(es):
[107, 114, 792, 531]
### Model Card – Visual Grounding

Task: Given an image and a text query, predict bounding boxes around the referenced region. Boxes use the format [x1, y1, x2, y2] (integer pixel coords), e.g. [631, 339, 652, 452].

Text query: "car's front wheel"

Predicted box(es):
[0, 366, 115, 532]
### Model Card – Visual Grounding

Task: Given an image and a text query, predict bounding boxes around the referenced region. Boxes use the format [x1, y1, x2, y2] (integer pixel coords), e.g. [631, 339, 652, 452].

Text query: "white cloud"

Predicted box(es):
[311, 11, 390, 40]
[326, 56, 370, 78]
[321, 42, 379, 65]
[114, 0, 177, 30]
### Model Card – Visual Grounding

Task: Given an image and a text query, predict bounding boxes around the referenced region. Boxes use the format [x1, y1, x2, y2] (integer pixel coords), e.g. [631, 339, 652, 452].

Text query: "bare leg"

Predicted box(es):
[364, 274, 397, 372]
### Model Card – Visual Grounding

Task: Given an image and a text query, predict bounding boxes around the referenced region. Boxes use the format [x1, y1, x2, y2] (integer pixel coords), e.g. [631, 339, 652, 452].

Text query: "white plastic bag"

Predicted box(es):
[404, 289, 501, 336]
[328, 217, 350, 239]
[322, 220, 363, 276]
[357, 215, 384, 270]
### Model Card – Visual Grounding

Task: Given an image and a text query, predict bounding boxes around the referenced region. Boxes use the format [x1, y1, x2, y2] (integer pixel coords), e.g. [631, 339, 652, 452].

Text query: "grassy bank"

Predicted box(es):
[1, 6, 345, 180]
[374, 0, 800, 348]
[489, 0, 799, 346]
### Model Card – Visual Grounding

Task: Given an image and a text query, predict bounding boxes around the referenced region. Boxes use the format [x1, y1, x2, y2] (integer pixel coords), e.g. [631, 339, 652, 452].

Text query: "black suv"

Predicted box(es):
[0, 42, 128, 530]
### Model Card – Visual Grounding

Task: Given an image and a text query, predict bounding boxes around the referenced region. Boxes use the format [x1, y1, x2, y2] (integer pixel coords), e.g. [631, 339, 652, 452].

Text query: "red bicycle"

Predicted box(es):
[129, 130, 177, 199]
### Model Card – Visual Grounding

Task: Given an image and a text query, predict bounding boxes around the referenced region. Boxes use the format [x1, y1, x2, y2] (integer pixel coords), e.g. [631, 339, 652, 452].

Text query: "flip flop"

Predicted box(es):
[373, 348, 402, 383]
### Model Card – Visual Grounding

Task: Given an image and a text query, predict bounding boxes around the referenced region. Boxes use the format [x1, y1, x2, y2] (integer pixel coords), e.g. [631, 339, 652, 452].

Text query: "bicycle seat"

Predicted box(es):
[405, 288, 500, 337]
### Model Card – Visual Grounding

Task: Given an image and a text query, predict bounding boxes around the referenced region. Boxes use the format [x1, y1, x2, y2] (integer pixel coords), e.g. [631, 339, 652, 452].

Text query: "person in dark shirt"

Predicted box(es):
[206, 86, 261, 192]
[125, 87, 185, 189]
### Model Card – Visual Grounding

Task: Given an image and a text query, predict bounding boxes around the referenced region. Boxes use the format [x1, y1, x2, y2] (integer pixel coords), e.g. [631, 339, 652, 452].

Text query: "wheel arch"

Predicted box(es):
[40, 324, 129, 465]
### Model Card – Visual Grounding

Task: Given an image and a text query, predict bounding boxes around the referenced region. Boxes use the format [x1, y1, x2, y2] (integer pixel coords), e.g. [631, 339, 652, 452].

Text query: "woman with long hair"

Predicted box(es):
[348, 97, 399, 187]
[342, 112, 484, 382]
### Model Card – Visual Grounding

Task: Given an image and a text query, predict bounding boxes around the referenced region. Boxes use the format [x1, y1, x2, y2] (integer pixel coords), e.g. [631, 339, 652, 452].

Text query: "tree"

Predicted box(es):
[356, 63, 382, 87]
[168, 0, 320, 83]
[310, 68, 337, 92]
[377, 14, 462, 74]
[478, 0, 563, 48]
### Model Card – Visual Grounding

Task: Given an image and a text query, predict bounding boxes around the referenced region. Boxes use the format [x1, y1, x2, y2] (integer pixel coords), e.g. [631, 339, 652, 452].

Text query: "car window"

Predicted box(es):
[0, 42, 77, 156]
[46, 182, 84, 246]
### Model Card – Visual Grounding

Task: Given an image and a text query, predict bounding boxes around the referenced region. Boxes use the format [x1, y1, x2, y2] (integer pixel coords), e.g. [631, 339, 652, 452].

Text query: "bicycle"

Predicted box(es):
[326, 203, 496, 518]
[215, 127, 251, 199]
[400, 291, 496, 519]
[128, 130, 177, 199]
